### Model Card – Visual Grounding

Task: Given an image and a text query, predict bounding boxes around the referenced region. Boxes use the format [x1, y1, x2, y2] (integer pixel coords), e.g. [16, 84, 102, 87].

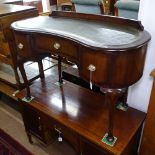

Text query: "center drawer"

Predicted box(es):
[34, 34, 78, 60]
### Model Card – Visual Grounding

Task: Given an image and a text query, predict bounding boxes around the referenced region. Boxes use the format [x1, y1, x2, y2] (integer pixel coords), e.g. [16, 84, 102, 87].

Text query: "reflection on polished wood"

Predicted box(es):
[11, 11, 150, 144]
[16, 75, 146, 154]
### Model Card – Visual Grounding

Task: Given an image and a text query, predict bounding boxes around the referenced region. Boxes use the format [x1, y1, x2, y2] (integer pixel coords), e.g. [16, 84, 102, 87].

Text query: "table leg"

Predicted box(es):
[58, 55, 63, 84]
[38, 59, 45, 79]
[100, 87, 125, 146]
[18, 63, 31, 99]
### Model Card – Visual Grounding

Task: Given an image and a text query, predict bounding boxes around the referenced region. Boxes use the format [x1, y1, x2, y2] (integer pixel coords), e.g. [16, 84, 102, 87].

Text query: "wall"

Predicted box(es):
[127, 0, 155, 112]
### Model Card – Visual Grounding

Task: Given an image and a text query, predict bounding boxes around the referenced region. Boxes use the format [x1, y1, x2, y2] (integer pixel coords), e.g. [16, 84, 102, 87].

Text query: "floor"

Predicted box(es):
[0, 59, 77, 155]
[0, 57, 57, 85]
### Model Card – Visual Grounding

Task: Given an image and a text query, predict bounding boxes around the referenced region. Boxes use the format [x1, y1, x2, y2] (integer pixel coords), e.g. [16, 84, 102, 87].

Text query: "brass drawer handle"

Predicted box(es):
[54, 125, 63, 142]
[18, 43, 24, 49]
[53, 42, 60, 50]
[88, 64, 96, 72]
[54, 126, 62, 134]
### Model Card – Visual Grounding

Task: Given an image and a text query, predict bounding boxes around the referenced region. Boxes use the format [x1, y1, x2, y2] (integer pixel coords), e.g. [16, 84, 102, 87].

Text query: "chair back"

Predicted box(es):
[71, 0, 104, 14]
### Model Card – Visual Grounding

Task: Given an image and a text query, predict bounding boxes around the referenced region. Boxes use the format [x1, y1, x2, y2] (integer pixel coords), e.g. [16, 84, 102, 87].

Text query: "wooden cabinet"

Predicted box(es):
[0, 4, 38, 87]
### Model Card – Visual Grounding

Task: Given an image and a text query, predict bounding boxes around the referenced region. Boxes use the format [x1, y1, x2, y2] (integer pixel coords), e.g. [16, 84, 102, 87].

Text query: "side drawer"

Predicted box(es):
[34, 34, 78, 61]
[14, 33, 33, 59]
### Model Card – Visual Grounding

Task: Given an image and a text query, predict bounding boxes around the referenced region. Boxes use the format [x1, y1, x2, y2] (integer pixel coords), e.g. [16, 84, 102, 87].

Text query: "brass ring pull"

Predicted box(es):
[54, 42, 61, 50]
[18, 43, 24, 49]
[88, 64, 96, 72]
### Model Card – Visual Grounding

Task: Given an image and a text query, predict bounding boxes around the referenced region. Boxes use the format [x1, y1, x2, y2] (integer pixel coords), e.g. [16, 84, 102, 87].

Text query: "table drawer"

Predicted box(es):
[41, 114, 79, 151]
[53, 122, 79, 151]
[34, 34, 78, 60]
[14, 33, 33, 59]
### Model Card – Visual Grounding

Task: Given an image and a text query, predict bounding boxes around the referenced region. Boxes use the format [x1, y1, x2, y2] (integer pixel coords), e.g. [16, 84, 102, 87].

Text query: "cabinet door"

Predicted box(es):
[22, 105, 52, 144]
[22, 106, 42, 137]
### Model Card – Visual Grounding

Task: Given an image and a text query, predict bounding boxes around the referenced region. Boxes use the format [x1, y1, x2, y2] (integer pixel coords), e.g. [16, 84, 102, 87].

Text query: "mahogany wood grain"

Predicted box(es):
[11, 11, 150, 143]
[139, 69, 155, 155]
[16, 75, 146, 155]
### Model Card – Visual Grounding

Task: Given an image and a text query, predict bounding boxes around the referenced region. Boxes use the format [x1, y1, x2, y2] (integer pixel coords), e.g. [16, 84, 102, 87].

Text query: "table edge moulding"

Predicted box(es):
[11, 11, 151, 147]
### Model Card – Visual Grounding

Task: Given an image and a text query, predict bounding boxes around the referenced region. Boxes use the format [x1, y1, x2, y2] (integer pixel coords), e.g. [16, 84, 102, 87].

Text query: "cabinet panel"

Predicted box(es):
[22, 105, 52, 144]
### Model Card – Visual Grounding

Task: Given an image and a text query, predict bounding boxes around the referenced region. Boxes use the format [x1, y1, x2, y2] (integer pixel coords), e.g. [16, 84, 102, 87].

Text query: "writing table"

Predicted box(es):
[16, 75, 146, 155]
[11, 11, 150, 145]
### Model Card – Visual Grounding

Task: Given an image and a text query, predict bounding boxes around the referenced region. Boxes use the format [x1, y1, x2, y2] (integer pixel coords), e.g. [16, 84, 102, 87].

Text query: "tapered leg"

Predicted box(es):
[38, 59, 45, 79]
[58, 55, 63, 84]
[100, 87, 126, 143]
[18, 63, 31, 99]
[13, 67, 21, 89]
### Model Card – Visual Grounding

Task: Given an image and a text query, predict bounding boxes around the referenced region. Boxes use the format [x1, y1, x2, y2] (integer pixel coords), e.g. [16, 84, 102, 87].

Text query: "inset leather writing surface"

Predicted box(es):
[11, 15, 150, 50]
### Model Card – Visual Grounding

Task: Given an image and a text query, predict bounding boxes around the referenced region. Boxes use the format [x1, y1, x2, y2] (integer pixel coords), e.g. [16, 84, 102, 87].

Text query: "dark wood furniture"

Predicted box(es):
[0, 4, 38, 88]
[11, 11, 150, 145]
[16, 75, 146, 155]
[139, 69, 155, 155]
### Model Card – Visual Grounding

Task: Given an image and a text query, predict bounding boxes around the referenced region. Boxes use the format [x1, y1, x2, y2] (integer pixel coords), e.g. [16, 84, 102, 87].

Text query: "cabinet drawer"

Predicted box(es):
[41, 114, 79, 151]
[34, 34, 78, 60]
[53, 121, 79, 151]
[14, 33, 33, 59]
